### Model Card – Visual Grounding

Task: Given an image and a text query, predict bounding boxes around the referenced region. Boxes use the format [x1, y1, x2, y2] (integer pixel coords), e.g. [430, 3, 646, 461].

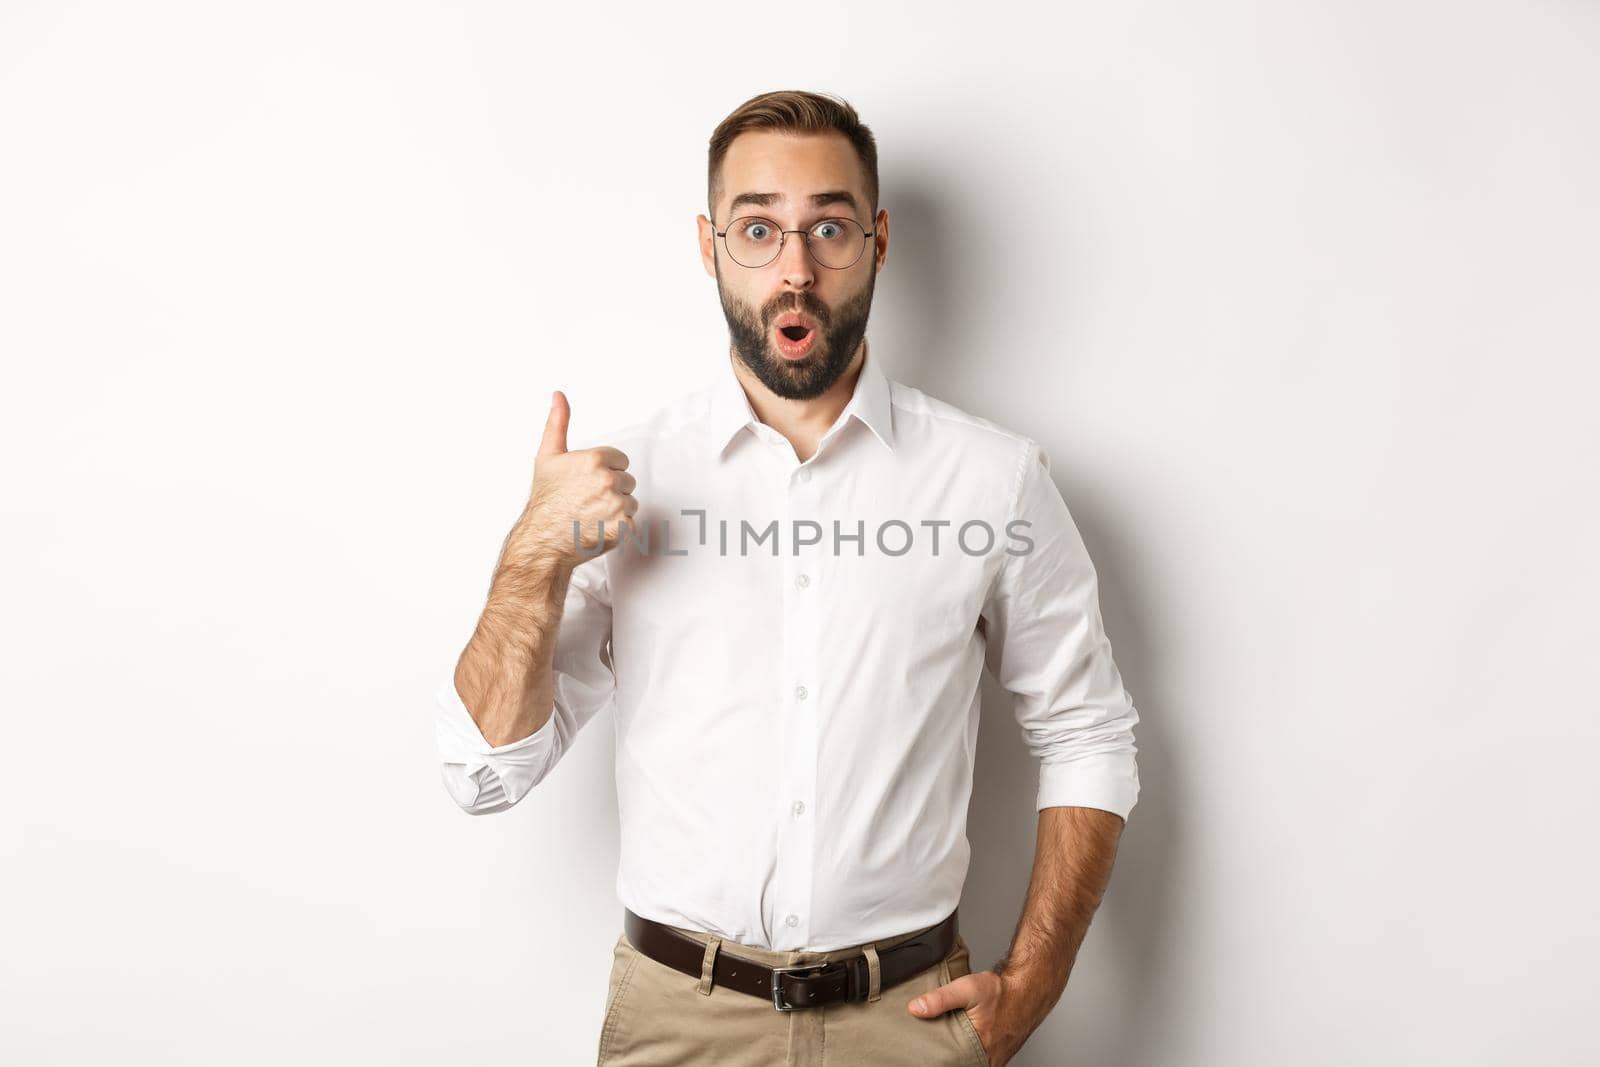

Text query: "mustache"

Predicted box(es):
[763, 295, 829, 325]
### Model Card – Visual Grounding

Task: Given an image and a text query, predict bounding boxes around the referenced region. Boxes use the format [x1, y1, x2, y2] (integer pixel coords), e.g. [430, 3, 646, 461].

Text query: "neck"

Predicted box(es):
[732, 338, 867, 463]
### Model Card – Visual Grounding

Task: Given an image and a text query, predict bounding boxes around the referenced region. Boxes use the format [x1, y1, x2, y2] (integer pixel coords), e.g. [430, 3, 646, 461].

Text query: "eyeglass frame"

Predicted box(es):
[712, 214, 877, 270]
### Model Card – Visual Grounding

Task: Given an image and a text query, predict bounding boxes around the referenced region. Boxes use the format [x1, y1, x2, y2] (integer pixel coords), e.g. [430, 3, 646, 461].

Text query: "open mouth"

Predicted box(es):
[773, 311, 819, 358]
[773, 321, 817, 358]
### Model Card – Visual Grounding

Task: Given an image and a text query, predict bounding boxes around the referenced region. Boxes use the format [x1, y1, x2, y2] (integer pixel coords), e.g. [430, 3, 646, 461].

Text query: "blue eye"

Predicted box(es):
[813, 221, 843, 240]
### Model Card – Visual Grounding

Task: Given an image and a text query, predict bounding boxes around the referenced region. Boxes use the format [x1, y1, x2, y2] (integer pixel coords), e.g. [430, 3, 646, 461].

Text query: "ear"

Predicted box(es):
[872, 207, 889, 272]
[697, 213, 717, 278]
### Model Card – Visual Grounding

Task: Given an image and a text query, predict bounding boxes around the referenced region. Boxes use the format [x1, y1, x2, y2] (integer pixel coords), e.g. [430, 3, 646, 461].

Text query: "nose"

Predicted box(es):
[775, 231, 816, 290]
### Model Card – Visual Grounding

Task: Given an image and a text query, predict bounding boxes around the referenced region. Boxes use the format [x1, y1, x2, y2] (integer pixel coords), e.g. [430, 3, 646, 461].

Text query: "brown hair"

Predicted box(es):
[707, 90, 879, 223]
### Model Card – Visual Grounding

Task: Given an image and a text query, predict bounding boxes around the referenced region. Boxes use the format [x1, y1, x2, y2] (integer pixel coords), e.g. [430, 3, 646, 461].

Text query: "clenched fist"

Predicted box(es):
[508, 390, 639, 571]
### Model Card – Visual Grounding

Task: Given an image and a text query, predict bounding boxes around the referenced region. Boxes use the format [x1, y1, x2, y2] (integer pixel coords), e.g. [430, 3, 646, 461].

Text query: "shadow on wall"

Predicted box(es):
[963, 491, 1184, 1067]
[886, 177, 1185, 1067]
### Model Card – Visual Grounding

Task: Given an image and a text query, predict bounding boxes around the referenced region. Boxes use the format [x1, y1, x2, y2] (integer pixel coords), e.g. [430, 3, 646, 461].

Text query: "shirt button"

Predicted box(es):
[795, 573, 810, 589]
[792, 800, 806, 817]
[786, 914, 799, 927]
[794, 684, 808, 701]
[796, 468, 811, 483]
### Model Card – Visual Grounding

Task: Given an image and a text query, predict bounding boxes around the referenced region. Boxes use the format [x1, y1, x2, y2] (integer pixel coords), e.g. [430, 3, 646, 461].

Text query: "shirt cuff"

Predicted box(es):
[433, 676, 557, 806]
[1036, 750, 1140, 819]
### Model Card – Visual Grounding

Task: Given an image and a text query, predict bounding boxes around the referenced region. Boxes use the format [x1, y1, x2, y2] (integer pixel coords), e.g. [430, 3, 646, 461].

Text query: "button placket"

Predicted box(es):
[772, 459, 820, 949]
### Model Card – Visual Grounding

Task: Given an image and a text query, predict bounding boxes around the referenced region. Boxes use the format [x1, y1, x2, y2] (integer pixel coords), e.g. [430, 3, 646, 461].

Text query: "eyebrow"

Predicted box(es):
[727, 190, 862, 218]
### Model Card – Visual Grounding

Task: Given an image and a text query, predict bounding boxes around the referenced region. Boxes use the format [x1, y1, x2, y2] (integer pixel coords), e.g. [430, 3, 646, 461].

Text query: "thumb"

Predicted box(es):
[538, 390, 570, 457]
[908, 975, 979, 1018]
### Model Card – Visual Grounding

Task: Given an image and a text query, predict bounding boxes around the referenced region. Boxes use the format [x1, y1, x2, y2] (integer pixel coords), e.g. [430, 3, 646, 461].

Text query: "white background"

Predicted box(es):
[3, 2, 1596, 1064]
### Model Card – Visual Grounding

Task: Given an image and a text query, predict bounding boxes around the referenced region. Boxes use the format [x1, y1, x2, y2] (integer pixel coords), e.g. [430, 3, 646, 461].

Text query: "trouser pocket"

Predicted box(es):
[943, 935, 990, 1066]
[596, 934, 641, 1065]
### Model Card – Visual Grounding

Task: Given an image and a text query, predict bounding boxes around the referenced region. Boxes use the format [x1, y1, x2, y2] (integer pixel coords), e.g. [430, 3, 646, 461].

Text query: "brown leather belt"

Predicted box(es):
[623, 908, 958, 1011]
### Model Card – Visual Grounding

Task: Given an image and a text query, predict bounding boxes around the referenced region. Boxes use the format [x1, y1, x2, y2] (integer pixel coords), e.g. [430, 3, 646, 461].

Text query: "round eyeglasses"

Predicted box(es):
[713, 215, 875, 270]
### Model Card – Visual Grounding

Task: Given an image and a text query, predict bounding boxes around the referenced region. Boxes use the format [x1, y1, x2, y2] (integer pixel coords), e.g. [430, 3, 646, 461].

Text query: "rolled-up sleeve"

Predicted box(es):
[435, 553, 616, 815]
[980, 439, 1141, 819]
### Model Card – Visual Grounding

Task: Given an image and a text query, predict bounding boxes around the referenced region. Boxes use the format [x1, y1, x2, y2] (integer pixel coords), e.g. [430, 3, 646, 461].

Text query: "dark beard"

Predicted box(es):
[716, 264, 875, 400]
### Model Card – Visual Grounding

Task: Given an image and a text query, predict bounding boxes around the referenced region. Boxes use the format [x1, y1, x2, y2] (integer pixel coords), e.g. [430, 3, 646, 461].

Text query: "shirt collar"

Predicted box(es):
[707, 338, 895, 461]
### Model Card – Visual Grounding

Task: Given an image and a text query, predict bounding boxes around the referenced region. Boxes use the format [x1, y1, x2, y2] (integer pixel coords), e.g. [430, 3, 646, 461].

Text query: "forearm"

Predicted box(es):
[453, 525, 575, 748]
[992, 805, 1124, 1022]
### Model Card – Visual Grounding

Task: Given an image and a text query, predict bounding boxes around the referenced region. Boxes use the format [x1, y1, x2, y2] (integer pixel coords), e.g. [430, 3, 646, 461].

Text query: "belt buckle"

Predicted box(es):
[770, 963, 823, 1012]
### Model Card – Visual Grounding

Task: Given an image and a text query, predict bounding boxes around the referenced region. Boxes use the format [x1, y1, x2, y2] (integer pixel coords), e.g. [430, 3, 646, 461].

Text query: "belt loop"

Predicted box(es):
[862, 943, 882, 1002]
[697, 937, 721, 996]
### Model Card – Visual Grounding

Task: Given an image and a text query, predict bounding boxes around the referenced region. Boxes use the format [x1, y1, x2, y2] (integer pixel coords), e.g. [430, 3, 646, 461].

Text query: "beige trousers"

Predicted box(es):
[596, 914, 991, 1066]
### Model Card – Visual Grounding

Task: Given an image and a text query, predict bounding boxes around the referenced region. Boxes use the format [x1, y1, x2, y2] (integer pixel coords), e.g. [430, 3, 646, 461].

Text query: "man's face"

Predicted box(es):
[698, 130, 889, 400]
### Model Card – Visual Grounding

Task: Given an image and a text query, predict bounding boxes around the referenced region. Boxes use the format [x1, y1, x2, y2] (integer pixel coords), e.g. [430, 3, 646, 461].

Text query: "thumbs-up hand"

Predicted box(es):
[513, 391, 637, 569]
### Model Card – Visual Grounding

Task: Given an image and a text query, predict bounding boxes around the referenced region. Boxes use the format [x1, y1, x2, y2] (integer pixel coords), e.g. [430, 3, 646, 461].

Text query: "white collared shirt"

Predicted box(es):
[434, 340, 1140, 951]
